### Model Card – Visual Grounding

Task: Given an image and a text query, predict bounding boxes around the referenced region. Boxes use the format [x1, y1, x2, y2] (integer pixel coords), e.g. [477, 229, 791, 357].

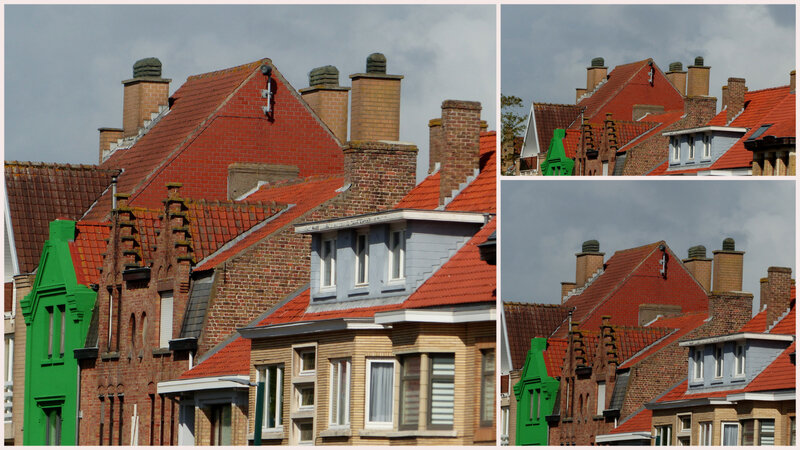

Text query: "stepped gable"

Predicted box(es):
[69, 221, 111, 286]
[5, 161, 119, 273]
[503, 303, 573, 370]
[86, 58, 343, 220]
[193, 175, 344, 271]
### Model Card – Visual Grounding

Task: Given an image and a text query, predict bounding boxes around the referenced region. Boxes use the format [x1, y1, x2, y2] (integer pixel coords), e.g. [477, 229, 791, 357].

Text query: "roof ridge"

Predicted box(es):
[186, 58, 269, 81]
[745, 84, 791, 95]
[4, 161, 118, 171]
[504, 301, 572, 308]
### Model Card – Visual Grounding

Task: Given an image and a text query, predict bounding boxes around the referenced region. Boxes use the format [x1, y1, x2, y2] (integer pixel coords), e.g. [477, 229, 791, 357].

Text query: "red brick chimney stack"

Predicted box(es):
[725, 77, 747, 124]
[299, 65, 350, 143]
[762, 267, 794, 328]
[712, 238, 744, 292]
[790, 70, 796, 94]
[122, 57, 171, 139]
[349, 53, 403, 141]
[683, 245, 712, 292]
[575, 240, 604, 289]
[98, 127, 123, 163]
[438, 100, 482, 205]
[428, 118, 443, 174]
[666, 62, 688, 96]
[586, 57, 608, 93]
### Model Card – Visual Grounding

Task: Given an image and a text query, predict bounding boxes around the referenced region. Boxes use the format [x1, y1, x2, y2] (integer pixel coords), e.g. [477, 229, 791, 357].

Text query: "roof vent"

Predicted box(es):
[688, 245, 706, 259]
[309, 65, 340, 87]
[591, 57, 605, 68]
[722, 237, 735, 251]
[669, 62, 683, 72]
[693, 56, 705, 67]
[582, 239, 600, 253]
[133, 57, 162, 78]
[366, 53, 387, 74]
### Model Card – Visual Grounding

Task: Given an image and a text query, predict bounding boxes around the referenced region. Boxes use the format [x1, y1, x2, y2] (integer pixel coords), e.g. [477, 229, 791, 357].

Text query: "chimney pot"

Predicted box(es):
[591, 57, 605, 68]
[693, 56, 704, 66]
[722, 237, 735, 251]
[366, 53, 387, 74]
[669, 62, 683, 72]
[688, 245, 707, 259]
[575, 240, 604, 288]
[582, 239, 600, 253]
[300, 65, 350, 142]
[132, 57, 162, 78]
[308, 65, 340, 87]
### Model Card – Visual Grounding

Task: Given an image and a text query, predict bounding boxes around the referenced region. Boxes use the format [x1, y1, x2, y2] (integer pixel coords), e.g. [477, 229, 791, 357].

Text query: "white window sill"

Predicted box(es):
[291, 409, 315, 419]
[247, 429, 284, 441]
[320, 427, 352, 437]
[293, 374, 315, 384]
[358, 429, 458, 438]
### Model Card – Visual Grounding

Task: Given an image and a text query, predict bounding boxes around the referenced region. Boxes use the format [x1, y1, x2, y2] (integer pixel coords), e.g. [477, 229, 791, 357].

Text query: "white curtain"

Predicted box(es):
[369, 362, 393, 423]
[722, 424, 738, 446]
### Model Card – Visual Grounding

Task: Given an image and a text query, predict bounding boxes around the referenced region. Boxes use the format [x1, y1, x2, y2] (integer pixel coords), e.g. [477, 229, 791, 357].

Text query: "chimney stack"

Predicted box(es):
[686, 56, 710, 97]
[586, 57, 608, 93]
[576, 88, 587, 103]
[428, 119, 443, 174]
[122, 57, 171, 138]
[561, 282, 577, 302]
[724, 78, 747, 124]
[343, 141, 417, 212]
[790, 70, 796, 94]
[762, 267, 793, 328]
[98, 127, 123, 163]
[575, 240, 604, 288]
[712, 237, 744, 292]
[665, 62, 687, 96]
[683, 245, 712, 292]
[437, 100, 482, 205]
[299, 65, 350, 143]
[349, 53, 403, 141]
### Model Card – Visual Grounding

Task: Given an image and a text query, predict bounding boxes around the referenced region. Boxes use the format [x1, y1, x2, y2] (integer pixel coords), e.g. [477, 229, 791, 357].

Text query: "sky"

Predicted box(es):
[500, 179, 795, 314]
[502, 4, 796, 116]
[3, 4, 496, 183]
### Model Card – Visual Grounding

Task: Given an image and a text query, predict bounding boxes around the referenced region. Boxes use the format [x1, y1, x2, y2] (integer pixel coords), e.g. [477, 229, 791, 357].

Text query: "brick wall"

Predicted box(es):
[349, 74, 403, 141]
[725, 78, 747, 124]
[12, 274, 34, 444]
[762, 267, 794, 327]
[438, 100, 482, 204]
[712, 250, 744, 293]
[122, 79, 169, 138]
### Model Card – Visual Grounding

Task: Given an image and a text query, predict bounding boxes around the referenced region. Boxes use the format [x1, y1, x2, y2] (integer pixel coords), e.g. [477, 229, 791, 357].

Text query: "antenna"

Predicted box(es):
[261, 64, 274, 115]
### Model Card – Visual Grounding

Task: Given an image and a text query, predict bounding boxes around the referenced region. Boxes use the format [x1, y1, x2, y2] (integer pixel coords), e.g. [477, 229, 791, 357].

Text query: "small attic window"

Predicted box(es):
[746, 124, 772, 141]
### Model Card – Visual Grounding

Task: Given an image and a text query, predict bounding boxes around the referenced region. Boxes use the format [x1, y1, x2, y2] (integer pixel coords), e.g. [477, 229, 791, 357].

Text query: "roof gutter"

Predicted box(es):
[662, 125, 747, 136]
[239, 317, 386, 339]
[295, 209, 488, 234]
[374, 304, 495, 324]
[157, 375, 250, 394]
[679, 332, 794, 347]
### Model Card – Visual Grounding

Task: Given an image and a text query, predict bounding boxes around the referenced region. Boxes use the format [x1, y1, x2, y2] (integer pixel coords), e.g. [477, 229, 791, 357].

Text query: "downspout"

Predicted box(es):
[76, 362, 81, 443]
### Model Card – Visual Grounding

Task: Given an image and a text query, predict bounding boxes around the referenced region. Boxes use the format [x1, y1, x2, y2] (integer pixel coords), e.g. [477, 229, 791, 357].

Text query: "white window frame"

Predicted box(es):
[159, 291, 173, 349]
[693, 346, 704, 381]
[320, 236, 337, 288]
[258, 364, 284, 430]
[297, 348, 316, 377]
[365, 359, 395, 429]
[388, 227, 406, 281]
[688, 135, 695, 160]
[294, 420, 314, 445]
[354, 231, 369, 286]
[655, 424, 672, 446]
[296, 385, 315, 410]
[714, 344, 724, 378]
[699, 421, 713, 446]
[671, 137, 681, 162]
[702, 133, 711, 159]
[734, 342, 745, 377]
[678, 413, 692, 433]
[722, 421, 739, 445]
[596, 381, 606, 415]
[329, 359, 351, 427]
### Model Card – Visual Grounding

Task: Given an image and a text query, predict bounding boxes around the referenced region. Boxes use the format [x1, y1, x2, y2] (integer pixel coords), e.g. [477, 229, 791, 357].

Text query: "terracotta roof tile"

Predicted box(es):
[178, 336, 251, 379]
[533, 103, 583, 151]
[656, 379, 744, 403]
[561, 129, 581, 159]
[739, 308, 769, 332]
[619, 312, 708, 369]
[767, 303, 795, 334]
[445, 132, 496, 213]
[612, 326, 673, 363]
[744, 341, 795, 392]
[394, 173, 440, 209]
[4, 162, 118, 273]
[69, 221, 111, 286]
[610, 407, 652, 434]
[503, 302, 573, 369]
[544, 338, 569, 378]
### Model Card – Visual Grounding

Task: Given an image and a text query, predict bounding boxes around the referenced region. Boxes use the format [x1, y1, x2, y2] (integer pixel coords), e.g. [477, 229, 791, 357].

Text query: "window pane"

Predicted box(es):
[264, 366, 282, 428]
[48, 308, 54, 357]
[759, 419, 774, 445]
[59, 306, 66, 356]
[299, 422, 313, 442]
[430, 355, 455, 427]
[159, 292, 173, 348]
[368, 362, 393, 423]
[723, 423, 738, 445]
[480, 350, 495, 425]
[300, 386, 314, 407]
[401, 355, 420, 427]
[356, 234, 368, 284]
[300, 350, 315, 373]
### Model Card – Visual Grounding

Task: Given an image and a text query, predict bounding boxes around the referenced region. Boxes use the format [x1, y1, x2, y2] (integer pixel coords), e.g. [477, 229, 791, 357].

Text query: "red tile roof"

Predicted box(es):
[621, 110, 684, 155]
[612, 326, 673, 363]
[767, 303, 795, 335]
[561, 129, 581, 159]
[544, 338, 569, 378]
[5, 161, 118, 274]
[85, 59, 343, 220]
[69, 221, 111, 286]
[609, 407, 653, 434]
[193, 175, 344, 271]
[739, 308, 769, 332]
[656, 379, 743, 403]
[178, 336, 251, 379]
[577, 60, 683, 123]
[743, 341, 795, 392]
[394, 173, 440, 210]
[503, 302, 573, 370]
[619, 311, 708, 369]
[533, 103, 583, 152]
[555, 242, 707, 336]
[445, 132, 496, 213]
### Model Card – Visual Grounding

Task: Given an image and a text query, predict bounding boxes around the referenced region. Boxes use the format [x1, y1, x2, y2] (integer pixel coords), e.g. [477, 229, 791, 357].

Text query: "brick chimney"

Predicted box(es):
[428, 118, 443, 174]
[98, 127, 123, 163]
[707, 291, 753, 334]
[575, 240, 604, 288]
[349, 53, 403, 141]
[436, 100, 482, 205]
[561, 282, 577, 301]
[575, 88, 587, 103]
[666, 62, 687, 96]
[791, 70, 796, 94]
[683, 96, 717, 128]
[343, 141, 417, 212]
[724, 78, 747, 124]
[683, 245, 712, 292]
[122, 57, 171, 138]
[761, 267, 793, 328]
[712, 237, 744, 292]
[586, 57, 607, 93]
[299, 65, 350, 143]
[686, 56, 710, 97]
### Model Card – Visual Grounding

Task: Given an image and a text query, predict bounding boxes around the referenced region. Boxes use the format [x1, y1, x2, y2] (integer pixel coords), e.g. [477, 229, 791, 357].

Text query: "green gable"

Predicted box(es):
[540, 129, 574, 176]
[513, 337, 560, 445]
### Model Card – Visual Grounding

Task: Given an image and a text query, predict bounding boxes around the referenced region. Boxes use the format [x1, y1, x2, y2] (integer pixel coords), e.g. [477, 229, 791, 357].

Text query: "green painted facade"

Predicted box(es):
[20, 220, 97, 445]
[513, 338, 560, 445]
[540, 129, 574, 176]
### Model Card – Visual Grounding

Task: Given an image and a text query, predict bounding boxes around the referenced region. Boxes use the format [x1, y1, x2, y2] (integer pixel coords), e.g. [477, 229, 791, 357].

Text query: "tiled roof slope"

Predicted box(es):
[69, 221, 111, 286]
[710, 86, 794, 170]
[555, 242, 707, 337]
[561, 129, 581, 159]
[744, 341, 795, 392]
[86, 59, 343, 220]
[544, 338, 569, 378]
[739, 308, 768, 332]
[5, 161, 118, 273]
[178, 336, 251, 379]
[609, 407, 652, 434]
[577, 59, 683, 123]
[533, 103, 582, 151]
[193, 175, 344, 271]
[611, 326, 673, 363]
[619, 311, 708, 369]
[503, 302, 573, 370]
[767, 303, 795, 334]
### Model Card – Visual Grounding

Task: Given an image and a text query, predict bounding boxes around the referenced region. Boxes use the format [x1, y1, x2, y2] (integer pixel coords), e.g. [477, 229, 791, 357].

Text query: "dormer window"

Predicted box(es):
[692, 346, 704, 381]
[702, 133, 711, 159]
[355, 231, 369, 286]
[714, 345, 724, 378]
[671, 137, 681, 162]
[389, 228, 406, 281]
[321, 236, 336, 288]
[734, 342, 745, 376]
[688, 136, 695, 160]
